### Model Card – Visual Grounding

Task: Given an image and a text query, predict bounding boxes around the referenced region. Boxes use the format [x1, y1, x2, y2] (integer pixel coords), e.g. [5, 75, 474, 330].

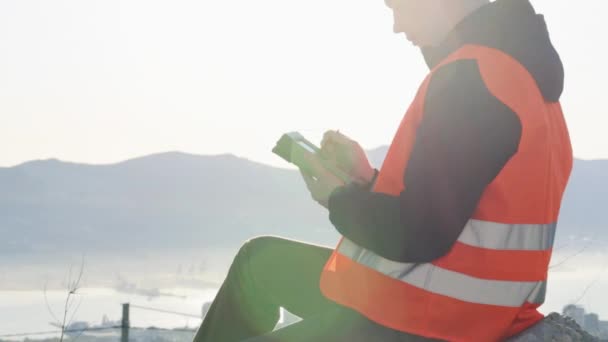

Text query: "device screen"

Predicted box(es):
[297, 141, 317, 154]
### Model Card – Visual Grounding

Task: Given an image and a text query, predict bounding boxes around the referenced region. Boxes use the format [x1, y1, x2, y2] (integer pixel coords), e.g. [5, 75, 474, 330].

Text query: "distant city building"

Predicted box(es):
[563, 304, 586, 327]
[599, 321, 608, 340]
[100, 314, 121, 328]
[585, 313, 600, 335]
[562, 304, 608, 339]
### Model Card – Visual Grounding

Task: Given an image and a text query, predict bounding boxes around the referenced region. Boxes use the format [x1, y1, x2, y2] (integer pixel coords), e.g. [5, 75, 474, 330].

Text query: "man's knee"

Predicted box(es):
[234, 235, 282, 268]
[244, 235, 282, 249]
[226, 236, 284, 290]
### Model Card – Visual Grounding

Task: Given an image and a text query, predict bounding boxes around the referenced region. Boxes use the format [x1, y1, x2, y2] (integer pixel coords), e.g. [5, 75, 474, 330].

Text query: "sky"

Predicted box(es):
[0, 0, 606, 168]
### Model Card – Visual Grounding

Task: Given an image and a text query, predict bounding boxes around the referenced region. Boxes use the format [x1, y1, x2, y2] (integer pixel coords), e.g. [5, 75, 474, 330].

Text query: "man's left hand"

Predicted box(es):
[300, 155, 346, 209]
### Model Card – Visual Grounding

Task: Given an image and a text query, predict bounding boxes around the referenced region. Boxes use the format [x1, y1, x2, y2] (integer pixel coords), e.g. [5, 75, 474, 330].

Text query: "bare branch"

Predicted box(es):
[67, 263, 73, 292]
[58, 255, 86, 342]
[59, 286, 72, 342]
[66, 256, 86, 315]
[552, 241, 572, 252]
[43, 280, 61, 326]
[573, 244, 608, 304]
[67, 294, 84, 328]
[70, 325, 87, 342]
[573, 261, 608, 304]
[73, 255, 85, 292]
[549, 238, 594, 269]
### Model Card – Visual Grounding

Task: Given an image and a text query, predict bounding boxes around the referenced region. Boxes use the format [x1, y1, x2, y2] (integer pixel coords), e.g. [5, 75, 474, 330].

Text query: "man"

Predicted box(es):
[194, 0, 572, 341]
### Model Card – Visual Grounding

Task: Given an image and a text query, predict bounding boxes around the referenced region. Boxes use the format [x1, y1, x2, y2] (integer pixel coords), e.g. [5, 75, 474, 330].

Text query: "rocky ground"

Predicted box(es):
[508, 313, 599, 341]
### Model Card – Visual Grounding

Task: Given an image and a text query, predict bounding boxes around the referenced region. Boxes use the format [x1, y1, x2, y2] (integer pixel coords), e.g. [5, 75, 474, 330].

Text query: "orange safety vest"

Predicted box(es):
[320, 45, 573, 341]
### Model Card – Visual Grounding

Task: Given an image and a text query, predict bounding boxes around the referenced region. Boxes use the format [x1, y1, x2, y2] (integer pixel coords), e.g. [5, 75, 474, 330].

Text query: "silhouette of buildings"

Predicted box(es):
[563, 304, 586, 327]
[563, 304, 608, 339]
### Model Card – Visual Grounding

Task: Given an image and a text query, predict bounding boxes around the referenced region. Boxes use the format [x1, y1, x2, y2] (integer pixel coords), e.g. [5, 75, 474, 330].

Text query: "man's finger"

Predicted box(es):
[304, 154, 333, 179]
[321, 131, 339, 155]
[326, 130, 352, 146]
[299, 169, 322, 202]
[322, 130, 338, 146]
[307, 155, 346, 188]
[322, 130, 343, 148]
[299, 169, 316, 190]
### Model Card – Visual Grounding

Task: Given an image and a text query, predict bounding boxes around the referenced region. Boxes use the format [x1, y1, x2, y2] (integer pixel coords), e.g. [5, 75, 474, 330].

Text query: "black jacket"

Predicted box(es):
[328, 0, 564, 263]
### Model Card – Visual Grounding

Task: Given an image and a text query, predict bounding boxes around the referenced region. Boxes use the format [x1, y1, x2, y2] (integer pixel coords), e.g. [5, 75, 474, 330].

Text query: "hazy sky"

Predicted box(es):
[1, 0, 606, 167]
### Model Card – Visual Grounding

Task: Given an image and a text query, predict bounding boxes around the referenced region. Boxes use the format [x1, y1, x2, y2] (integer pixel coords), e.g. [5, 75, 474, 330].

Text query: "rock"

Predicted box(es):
[507, 313, 599, 342]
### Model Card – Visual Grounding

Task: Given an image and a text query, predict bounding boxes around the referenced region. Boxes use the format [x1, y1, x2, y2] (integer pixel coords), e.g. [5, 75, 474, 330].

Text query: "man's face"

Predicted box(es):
[384, 0, 448, 47]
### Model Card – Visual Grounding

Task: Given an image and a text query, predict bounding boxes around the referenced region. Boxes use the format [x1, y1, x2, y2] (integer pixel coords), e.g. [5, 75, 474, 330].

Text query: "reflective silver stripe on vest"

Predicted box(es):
[458, 220, 556, 251]
[338, 238, 547, 307]
[527, 281, 547, 304]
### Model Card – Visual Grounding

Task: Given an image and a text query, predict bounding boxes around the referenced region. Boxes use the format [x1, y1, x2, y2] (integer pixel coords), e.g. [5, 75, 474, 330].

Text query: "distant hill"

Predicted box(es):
[558, 159, 608, 236]
[0, 152, 336, 255]
[0, 148, 605, 256]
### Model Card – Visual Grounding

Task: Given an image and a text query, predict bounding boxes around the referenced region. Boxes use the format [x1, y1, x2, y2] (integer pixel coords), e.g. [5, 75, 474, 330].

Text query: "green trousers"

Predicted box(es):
[192, 236, 439, 342]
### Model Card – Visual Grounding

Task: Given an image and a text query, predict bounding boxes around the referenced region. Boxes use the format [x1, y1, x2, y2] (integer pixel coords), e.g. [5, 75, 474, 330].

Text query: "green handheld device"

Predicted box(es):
[272, 132, 351, 183]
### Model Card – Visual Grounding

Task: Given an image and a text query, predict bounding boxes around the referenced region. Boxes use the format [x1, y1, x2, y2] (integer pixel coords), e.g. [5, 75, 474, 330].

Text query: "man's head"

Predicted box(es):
[384, 0, 489, 47]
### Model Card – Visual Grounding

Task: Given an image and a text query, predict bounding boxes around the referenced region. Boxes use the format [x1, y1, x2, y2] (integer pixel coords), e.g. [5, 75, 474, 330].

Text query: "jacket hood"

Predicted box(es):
[422, 0, 564, 102]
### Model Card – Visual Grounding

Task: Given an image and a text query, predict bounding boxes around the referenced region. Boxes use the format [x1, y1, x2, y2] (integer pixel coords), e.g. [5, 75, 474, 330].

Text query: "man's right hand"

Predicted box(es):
[320, 130, 376, 186]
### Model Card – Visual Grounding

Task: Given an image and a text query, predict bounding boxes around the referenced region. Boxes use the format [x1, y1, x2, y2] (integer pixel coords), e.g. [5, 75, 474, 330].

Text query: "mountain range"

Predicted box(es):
[0, 147, 605, 257]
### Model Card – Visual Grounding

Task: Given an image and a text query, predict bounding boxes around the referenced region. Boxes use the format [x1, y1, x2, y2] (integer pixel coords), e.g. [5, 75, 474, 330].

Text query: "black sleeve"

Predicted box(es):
[327, 60, 522, 263]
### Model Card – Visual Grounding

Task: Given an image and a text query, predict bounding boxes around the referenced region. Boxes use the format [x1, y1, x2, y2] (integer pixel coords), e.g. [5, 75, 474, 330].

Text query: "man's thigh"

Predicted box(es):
[242, 236, 338, 318]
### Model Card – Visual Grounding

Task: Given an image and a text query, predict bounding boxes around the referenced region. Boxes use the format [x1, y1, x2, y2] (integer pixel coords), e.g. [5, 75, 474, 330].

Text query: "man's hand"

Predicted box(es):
[320, 130, 376, 186]
[300, 154, 346, 209]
